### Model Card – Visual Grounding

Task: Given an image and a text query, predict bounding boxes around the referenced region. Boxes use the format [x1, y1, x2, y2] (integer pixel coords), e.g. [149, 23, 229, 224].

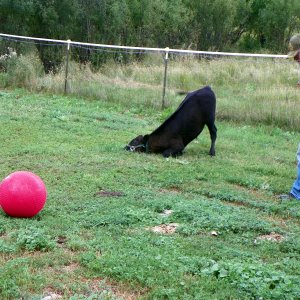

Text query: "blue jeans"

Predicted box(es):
[290, 143, 300, 200]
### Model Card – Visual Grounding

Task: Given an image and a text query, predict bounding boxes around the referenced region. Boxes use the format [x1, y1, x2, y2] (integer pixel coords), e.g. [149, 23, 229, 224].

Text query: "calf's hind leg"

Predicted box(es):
[207, 123, 217, 156]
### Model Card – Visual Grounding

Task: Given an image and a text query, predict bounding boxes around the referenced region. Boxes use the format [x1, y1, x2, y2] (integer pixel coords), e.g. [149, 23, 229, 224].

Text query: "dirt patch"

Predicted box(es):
[159, 209, 173, 217]
[95, 190, 125, 197]
[263, 215, 288, 229]
[0, 233, 8, 239]
[150, 223, 179, 234]
[256, 232, 284, 242]
[56, 235, 67, 247]
[61, 263, 80, 273]
[46, 262, 80, 275]
[222, 200, 250, 208]
[82, 277, 145, 300]
[41, 293, 62, 300]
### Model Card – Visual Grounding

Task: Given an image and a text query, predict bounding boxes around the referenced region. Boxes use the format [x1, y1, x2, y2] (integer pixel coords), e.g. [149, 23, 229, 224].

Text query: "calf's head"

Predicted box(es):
[125, 135, 148, 152]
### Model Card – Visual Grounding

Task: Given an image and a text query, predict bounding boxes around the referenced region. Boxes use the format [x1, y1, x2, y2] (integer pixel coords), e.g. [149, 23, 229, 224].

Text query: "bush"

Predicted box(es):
[5, 53, 44, 89]
[0, 47, 17, 71]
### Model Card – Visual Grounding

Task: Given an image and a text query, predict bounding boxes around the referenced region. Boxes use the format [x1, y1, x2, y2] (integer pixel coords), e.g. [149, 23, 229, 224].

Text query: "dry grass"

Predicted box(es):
[1, 54, 299, 130]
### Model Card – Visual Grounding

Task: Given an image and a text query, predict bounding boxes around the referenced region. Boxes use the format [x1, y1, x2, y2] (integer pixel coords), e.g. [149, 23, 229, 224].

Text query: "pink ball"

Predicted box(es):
[0, 171, 47, 218]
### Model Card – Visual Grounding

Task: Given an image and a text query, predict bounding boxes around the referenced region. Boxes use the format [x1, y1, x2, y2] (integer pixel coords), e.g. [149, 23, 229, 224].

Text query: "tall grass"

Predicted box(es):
[1, 53, 43, 89]
[0, 53, 299, 131]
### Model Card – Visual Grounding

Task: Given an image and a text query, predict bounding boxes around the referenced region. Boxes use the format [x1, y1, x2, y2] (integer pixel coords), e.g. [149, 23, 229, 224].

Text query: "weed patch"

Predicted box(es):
[0, 258, 41, 299]
[199, 259, 300, 299]
[12, 226, 56, 252]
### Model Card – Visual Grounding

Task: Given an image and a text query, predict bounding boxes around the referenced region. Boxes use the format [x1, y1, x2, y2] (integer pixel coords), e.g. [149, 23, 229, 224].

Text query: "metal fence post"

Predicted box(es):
[64, 39, 71, 94]
[162, 47, 169, 109]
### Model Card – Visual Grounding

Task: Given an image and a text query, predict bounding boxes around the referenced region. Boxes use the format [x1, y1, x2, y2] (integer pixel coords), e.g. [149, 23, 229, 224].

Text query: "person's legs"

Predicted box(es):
[290, 144, 300, 200]
[290, 163, 300, 199]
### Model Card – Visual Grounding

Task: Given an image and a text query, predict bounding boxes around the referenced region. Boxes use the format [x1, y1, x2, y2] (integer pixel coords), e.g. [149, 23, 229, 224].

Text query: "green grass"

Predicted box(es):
[0, 88, 300, 299]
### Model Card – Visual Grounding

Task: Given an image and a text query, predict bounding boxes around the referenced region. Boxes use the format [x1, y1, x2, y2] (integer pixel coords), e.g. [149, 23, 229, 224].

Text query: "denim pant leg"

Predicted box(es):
[290, 163, 300, 199]
[290, 144, 300, 200]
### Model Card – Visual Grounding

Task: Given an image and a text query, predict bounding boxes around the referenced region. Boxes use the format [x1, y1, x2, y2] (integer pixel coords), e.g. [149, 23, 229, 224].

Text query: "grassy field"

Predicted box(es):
[0, 84, 299, 299]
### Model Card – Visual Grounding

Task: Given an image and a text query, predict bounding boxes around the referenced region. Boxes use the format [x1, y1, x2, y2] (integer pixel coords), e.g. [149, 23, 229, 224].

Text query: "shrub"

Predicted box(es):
[5, 53, 44, 89]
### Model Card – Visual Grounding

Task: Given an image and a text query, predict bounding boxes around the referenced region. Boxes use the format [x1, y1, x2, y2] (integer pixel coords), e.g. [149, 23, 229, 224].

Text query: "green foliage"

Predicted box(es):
[240, 0, 300, 52]
[0, 0, 33, 35]
[200, 259, 300, 299]
[184, 0, 241, 51]
[0, 218, 6, 235]
[173, 200, 276, 235]
[12, 226, 56, 252]
[0, 240, 16, 253]
[0, 259, 31, 299]
[1, 0, 300, 70]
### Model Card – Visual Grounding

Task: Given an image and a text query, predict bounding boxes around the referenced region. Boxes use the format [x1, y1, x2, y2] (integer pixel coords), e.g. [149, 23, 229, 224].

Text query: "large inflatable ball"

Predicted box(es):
[0, 171, 47, 218]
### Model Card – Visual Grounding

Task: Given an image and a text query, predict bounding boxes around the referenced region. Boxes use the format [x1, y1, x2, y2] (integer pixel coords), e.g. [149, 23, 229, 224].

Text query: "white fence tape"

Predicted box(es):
[0, 33, 289, 59]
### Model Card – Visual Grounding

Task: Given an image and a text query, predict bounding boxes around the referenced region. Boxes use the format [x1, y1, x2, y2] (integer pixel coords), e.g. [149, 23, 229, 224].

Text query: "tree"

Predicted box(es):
[238, 0, 300, 52]
[26, 0, 78, 71]
[1, 0, 300, 68]
[183, 0, 243, 51]
[0, 0, 33, 35]
[129, 0, 190, 48]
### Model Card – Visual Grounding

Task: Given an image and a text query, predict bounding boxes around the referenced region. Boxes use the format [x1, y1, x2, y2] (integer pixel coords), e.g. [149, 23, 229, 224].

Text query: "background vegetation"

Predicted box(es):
[1, 0, 300, 71]
[0, 51, 299, 132]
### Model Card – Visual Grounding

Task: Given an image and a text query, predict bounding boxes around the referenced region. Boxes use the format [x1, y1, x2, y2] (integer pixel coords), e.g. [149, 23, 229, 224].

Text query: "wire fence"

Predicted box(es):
[0, 33, 298, 110]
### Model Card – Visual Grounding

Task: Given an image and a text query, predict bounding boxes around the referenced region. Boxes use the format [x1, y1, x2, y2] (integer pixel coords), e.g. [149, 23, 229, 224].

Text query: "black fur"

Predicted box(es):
[125, 86, 217, 157]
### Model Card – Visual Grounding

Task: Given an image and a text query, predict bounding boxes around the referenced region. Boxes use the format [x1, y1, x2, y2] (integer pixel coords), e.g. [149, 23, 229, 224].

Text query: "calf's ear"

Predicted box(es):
[135, 135, 144, 143]
[129, 135, 143, 144]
